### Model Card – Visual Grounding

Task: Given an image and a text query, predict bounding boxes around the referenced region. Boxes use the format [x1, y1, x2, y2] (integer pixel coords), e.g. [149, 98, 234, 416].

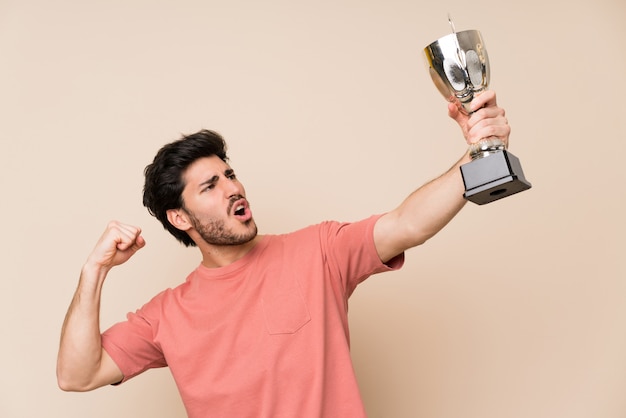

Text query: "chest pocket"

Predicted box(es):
[262, 286, 311, 335]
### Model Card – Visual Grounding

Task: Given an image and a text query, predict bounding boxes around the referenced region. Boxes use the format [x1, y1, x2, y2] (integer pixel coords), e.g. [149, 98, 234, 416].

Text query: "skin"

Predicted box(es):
[166, 158, 261, 268]
[57, 90, 509, 391]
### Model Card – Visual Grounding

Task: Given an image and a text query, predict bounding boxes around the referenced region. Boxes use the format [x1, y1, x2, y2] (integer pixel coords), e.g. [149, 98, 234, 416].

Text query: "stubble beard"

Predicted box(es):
[187, 210, 258, 246]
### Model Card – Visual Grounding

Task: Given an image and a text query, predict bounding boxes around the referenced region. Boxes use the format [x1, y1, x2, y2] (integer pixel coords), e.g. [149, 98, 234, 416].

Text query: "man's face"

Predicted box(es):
[180, 155, 257, 246]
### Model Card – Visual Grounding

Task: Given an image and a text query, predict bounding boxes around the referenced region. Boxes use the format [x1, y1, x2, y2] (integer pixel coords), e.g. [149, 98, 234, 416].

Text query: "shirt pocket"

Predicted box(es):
[262, 286, 311, 335]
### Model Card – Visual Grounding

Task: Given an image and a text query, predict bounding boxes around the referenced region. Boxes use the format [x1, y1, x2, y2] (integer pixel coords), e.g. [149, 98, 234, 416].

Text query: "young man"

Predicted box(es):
[57, 91, 510, 417]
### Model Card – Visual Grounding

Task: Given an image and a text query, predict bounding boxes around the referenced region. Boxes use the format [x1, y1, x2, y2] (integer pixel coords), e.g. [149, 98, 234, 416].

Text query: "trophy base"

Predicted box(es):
[460, 150, 531, 205]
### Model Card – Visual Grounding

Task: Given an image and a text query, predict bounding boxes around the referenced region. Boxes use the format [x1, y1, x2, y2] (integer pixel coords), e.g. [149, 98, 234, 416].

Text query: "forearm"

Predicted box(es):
[374, 152, 471, 262]
[402, 154, 470, 240]
[57, 264, 116, 391]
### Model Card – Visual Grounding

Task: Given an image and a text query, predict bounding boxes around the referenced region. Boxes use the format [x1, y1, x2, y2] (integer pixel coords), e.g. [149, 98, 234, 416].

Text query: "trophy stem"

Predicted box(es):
[469, 137, 506, 160]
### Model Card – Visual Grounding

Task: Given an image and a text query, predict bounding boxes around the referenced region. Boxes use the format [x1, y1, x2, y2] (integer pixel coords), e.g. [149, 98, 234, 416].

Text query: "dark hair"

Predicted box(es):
[143, 129, 229, 247]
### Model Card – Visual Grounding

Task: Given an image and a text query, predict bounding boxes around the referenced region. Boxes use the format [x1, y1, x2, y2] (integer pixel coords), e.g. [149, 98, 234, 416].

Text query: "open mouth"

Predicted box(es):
[234, 204, 246, 216]
[230, 197, 251, 221]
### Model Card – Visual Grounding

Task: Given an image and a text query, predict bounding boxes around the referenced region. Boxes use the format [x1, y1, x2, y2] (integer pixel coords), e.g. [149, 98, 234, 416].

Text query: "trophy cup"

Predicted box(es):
[423, 22, 531, 204]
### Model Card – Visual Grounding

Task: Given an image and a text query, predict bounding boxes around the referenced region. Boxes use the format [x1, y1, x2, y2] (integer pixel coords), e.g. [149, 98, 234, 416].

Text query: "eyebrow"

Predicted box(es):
[197, 169, 235, 190]
[198, 175, 219, 190]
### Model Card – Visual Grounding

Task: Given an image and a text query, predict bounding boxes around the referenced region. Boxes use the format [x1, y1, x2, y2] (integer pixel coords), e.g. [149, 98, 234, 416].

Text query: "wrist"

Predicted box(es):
[459, 149, 473, 165]
[80, 261, 110, 289]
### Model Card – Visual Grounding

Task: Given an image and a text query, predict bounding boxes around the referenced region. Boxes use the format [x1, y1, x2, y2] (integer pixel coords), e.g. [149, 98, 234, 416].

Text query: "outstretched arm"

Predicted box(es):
[373, 91, 510, 263]
[57, 221, 145, 391]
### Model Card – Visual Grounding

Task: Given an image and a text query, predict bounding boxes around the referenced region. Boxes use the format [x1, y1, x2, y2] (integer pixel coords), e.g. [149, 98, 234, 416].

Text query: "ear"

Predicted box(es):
[166, 208, 192, 232]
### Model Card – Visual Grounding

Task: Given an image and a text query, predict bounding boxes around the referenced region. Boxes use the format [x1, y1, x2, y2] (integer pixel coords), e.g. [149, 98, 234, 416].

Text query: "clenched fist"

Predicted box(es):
[85, 221, 146, 273]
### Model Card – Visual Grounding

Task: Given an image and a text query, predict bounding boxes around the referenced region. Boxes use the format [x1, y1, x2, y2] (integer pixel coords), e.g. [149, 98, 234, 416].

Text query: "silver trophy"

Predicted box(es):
[423, 21, 531, 204]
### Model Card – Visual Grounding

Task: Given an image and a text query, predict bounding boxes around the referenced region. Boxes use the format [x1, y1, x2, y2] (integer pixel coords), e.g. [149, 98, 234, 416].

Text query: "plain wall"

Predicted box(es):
[1, 0, 625, 417]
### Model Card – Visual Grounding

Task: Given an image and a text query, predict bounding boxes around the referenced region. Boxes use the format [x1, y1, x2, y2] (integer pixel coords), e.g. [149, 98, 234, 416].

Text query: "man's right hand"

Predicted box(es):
[85, 221, 146, 272]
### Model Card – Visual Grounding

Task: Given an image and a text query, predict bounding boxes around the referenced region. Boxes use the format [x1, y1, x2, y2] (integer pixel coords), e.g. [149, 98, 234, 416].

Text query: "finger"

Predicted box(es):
[108, 221, 142, 251]
[116, 235, 146, 253]
[467, 119, 511, 145]
[468, 107, 507, 130]
[448, 102, 469, 129]
[115, 231, 143, 252]
[469, 90, 497, 112]
[118, 226, 142, 246]
[468, 98, 506, 123]
[447, 102, 460, 119]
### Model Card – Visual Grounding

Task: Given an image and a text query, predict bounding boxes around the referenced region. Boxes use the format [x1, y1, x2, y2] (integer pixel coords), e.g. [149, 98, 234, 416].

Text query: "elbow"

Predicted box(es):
[56, 358, 121, 392]
[57, 381, 77, 392]
[57, 378, 97, 393]
[57, 377, 79, 392]
[56, 365, 95, 392]
[57, 359, 77, 391]
[57, 373, 85, 392]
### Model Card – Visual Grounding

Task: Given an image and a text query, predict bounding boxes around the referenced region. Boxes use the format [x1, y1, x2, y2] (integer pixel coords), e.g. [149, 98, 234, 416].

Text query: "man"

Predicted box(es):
[57, 91, 510, 417]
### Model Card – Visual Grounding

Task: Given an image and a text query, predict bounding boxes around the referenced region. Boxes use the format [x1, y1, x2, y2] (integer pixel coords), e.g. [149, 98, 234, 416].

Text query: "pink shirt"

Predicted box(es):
[102, 215, 404, 417]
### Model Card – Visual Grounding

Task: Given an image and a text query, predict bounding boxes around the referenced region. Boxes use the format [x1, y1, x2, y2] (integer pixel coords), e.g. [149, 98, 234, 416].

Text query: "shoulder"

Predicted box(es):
[280, 215, 382, 239]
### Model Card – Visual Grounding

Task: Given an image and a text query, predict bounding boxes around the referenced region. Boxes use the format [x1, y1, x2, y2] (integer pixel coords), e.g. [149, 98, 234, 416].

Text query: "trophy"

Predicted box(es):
[423, 20, 531, 204]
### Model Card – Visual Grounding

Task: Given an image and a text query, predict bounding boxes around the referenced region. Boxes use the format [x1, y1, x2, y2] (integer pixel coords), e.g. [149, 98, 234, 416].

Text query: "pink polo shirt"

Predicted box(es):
[102, 215, 404, 417]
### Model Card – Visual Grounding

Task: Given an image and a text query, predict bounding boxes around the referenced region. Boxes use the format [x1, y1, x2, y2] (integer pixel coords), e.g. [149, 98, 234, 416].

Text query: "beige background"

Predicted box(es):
[1, 0, 625, 417]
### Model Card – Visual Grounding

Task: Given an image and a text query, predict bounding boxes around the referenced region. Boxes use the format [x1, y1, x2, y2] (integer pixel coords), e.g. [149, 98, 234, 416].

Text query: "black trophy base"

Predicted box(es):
[460, 150, 531, 205]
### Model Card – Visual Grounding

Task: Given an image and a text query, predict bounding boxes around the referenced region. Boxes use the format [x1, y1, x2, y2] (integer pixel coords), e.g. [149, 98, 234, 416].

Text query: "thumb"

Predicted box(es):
[447, 102, 464, 124]
[116, 234, 146, 252]
[447, 102, 471, 140]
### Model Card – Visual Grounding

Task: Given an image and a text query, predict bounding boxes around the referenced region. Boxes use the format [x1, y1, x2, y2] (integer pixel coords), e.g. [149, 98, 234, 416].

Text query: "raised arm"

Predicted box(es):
[373, 91, 510, 263]
[57, 221, 145, 391]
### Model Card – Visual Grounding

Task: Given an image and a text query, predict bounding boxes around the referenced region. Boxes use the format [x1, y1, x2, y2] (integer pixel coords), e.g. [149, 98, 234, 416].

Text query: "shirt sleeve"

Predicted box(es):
[322, 214, 405, 297]
[101, 301, 168, 384]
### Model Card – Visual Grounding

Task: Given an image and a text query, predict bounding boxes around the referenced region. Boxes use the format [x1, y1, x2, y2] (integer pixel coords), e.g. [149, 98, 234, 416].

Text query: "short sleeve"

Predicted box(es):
[101, 307, 167, 384]
[322, 214, 404, 296]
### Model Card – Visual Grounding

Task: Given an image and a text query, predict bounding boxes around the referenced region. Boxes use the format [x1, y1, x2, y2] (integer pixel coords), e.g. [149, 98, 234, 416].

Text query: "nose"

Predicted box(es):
[223, 176, 243, 197]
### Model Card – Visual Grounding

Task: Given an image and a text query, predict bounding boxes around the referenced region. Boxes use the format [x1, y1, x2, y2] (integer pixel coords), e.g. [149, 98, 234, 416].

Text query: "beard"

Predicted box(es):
[185, 208, 257, 246]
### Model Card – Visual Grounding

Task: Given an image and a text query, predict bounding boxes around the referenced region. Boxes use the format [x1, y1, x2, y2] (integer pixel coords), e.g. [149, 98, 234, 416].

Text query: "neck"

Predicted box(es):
[198, 235, 262, 268]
